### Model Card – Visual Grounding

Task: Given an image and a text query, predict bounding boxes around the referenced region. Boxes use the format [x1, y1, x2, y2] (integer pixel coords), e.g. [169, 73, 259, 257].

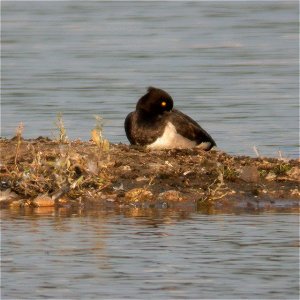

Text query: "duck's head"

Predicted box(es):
[136, 87, 173, 116]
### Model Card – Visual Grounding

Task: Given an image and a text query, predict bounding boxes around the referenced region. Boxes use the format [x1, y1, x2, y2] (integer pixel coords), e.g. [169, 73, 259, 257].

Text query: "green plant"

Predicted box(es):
[259, 169, 268, 177]
[221, 165, 239, 181]
[273, 163, 292, 176]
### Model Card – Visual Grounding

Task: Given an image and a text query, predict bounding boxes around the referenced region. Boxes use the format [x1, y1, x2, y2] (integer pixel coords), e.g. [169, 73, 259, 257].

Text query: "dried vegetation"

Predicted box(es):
[0, 120, 299, 213]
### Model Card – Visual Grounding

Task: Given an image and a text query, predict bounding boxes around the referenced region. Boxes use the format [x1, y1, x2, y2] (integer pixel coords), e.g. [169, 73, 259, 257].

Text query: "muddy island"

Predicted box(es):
[0, 136, 299, 213]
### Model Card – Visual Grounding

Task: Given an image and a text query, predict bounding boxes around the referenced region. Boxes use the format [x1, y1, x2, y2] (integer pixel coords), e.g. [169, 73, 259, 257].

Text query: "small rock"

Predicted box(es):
[290, 189, 300, 196]
[0, 189, 18, 201]
[122, 165, 131, 171]
[87, 160, 99, 175]
[33, 194, 55, 207]
[239, 166, 259, 183]
[165, 161, 173, 168]
[158, 190, 186, 202]
[113, 183, 124, 190]
[287, 167, 299, 181]
[125, 188, 153, 203]
[10, 199, 30, 208]
[266, 172, 276, 181]
[148, 163, 164, 170]
[183, 170, 192, 176]
[135, 176, 148, 182]
[105, 198, 115, 202]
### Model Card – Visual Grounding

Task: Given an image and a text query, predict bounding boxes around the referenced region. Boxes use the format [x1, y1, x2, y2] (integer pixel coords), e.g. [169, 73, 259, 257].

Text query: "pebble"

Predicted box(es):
[239, 166, 259, 183]
[33, 194, 55, 207]
[158, 190, 186, 202]
[125, 188, 153, 202]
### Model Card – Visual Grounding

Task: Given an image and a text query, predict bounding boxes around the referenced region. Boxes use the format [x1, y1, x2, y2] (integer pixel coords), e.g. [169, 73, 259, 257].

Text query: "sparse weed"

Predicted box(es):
[55, 113, 68, 143]
[259, 169, 268, 177]
[272, 163, 292, 176]
[198, 165, 229, 207]
[220, 165, 239, 181]
[91, 115, 110, 152]
[14, 122, 24, 168]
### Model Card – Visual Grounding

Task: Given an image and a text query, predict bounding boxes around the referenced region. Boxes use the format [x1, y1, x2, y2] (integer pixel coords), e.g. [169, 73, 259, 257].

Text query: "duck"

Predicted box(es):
[124, 87, 216, 150]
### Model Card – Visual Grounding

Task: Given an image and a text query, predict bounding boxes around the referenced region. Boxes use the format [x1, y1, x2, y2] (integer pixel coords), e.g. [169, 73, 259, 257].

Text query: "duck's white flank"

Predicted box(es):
[147, 122, 211, 149]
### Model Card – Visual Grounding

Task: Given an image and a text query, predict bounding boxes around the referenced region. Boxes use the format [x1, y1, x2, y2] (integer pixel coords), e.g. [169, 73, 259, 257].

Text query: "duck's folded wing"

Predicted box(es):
[169, 109, 216, 147]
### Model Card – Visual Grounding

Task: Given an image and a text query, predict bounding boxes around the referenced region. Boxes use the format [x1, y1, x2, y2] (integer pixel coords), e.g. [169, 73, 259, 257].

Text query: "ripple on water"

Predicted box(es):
[1, 209, 299, 299]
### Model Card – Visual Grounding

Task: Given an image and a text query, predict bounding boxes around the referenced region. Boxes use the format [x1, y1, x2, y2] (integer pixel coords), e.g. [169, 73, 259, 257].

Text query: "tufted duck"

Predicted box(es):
[124, 87, 216, 150]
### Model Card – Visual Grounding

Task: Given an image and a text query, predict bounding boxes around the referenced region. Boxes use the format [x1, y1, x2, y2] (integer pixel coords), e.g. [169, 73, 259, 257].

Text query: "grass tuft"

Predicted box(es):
[198, 165, 229, 208]
[91, 115, 110, 152]
[55, 113, 68, 143]
[220, 165, 239, 181]
[273, 163, 292, 176]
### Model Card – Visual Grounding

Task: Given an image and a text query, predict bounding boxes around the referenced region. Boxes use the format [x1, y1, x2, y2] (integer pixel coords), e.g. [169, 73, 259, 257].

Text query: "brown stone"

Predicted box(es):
[125, 188, 153, 203]
[158, 190, 186, 202]
[239, 166, 259, 183]
[33, 194, 55, 207]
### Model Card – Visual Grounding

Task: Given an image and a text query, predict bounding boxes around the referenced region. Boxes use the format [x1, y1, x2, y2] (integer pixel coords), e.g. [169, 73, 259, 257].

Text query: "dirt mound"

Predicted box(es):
[0, 137, 299, 213]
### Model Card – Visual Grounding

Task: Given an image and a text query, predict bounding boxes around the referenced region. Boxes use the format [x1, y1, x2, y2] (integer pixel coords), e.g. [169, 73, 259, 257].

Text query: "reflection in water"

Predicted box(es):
[1, 208, 299, 299]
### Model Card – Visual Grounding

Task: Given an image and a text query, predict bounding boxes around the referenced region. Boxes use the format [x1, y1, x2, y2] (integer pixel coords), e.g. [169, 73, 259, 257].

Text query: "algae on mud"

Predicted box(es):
[0, 137, 299, 212]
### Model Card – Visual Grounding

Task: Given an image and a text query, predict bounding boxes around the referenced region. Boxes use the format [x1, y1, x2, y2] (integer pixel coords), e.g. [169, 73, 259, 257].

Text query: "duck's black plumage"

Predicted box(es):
[125, 87, 216, 150]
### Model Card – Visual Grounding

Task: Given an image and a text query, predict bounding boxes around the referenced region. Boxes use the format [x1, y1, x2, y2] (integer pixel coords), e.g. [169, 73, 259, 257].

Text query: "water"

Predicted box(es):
[1, 209, 299, 299]
[1, 3, 299, 298]
[1, 1, 299, 157]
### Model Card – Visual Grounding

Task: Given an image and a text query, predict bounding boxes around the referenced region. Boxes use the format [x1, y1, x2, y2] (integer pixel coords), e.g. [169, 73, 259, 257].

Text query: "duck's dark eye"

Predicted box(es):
[161, 101, 167, 107]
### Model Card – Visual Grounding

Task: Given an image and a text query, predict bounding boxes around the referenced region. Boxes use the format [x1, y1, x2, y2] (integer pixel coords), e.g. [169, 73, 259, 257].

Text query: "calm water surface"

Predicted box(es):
[1, 209, 299, 299]
[1, 3, 299, 299]
[2, 1, 299, 157]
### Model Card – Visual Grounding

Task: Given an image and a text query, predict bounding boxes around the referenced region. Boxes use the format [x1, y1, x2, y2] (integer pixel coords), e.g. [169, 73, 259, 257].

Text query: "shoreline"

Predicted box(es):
[0, 137, 299, 213]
